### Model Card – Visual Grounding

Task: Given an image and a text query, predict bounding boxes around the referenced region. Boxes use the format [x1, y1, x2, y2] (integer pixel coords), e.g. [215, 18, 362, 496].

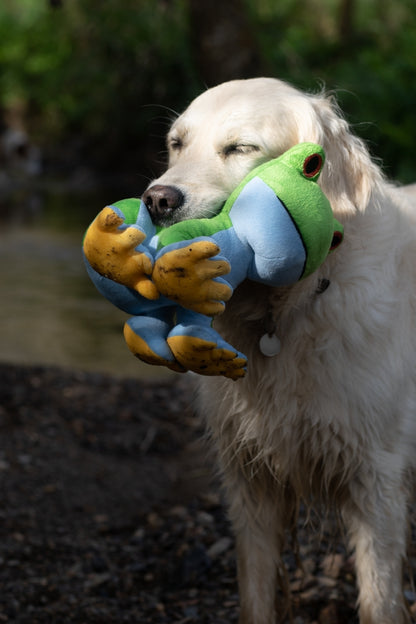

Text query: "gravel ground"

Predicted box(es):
[0, 363, 415, 623]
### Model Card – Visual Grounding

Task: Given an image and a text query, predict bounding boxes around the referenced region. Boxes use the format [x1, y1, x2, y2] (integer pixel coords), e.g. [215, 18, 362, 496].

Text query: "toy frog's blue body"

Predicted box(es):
[83, 143, 343, 379]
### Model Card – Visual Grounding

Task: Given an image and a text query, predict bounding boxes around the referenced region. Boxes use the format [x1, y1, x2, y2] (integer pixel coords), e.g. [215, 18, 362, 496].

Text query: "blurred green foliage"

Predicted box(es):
[0, 0, 198, 172]
[1, 0, 415, 182]
[248, 0, 416, 182]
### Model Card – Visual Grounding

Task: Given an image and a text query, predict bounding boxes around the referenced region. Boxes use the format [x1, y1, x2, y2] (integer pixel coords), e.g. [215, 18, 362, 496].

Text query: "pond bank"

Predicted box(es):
[0, 174, 173, 380]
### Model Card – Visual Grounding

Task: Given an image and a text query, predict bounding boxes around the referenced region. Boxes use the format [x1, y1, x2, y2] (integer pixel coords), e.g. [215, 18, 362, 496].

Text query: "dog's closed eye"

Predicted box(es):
[222, 143, 260, 157]
[169, 136, 183, 152]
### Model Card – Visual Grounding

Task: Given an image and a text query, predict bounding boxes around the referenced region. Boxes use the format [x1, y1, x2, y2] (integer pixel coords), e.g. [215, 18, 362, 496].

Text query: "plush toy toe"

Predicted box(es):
[167, 325, 247, 380]
[123, 318, 185, 373]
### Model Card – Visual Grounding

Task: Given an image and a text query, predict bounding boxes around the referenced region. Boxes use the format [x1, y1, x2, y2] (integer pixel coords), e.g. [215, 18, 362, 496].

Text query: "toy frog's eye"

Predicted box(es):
[303, 153, 323, 178]
[330, 230, 343, 251]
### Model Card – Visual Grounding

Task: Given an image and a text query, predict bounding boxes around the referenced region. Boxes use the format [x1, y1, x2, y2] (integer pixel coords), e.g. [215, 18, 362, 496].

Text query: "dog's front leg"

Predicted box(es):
[342, 471, 410, 624]
[225, 471, 291, 624]
[236, 526, 280, 624]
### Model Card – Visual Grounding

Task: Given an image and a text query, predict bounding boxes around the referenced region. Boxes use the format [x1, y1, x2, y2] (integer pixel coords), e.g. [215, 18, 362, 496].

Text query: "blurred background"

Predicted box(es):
[1, 0, 415, 378]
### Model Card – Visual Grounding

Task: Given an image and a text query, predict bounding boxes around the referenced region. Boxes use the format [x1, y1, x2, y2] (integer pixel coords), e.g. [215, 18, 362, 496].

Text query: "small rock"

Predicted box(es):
[207, 537, 232, 559]
[317, 575, 337, 588]
[404, 589, 416, 602]
[84, 572, 111, 589]
[318, 601, 338, 624]
[321, 553, 344, 579]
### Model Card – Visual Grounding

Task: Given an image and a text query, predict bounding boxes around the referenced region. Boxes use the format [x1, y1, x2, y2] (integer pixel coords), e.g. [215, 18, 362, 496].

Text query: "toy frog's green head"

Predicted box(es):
[281, 143, 344, 276]
[224, 142, 344, 279]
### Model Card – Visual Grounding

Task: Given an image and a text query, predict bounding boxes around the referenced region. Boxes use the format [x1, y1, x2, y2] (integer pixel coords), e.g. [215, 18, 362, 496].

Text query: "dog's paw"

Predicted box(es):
[83, 206, 159, 300]
[152, 240, 232, 315]
[167, 334, 247, 380]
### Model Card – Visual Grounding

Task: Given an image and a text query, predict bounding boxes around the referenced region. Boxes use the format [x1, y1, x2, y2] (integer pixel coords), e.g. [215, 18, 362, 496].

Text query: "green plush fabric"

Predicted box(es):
[157, 203, 232, 247]
[115, 197, 142, 225]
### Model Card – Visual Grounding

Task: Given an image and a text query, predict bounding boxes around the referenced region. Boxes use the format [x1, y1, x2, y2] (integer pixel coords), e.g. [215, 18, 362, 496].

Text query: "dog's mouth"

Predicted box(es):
[149, 204, 192, 228]
[149, 210, 181, 228]
[168, 200, 226, 227]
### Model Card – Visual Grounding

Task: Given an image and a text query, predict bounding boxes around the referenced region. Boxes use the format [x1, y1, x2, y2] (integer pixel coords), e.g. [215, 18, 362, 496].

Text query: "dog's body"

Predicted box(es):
[144, 78, 416, 624]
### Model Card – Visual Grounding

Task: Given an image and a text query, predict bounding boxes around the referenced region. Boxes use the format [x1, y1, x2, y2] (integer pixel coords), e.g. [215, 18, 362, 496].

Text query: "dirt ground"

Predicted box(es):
[0, 363, 415, 623]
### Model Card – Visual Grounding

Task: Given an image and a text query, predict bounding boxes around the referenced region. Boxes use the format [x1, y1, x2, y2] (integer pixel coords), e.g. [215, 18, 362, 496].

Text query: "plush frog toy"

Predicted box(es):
[83, 142, 343, 380]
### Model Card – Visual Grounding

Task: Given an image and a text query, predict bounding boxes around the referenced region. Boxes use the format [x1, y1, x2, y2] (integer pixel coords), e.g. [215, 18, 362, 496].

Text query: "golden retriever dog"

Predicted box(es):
[143, 77, 416, 624]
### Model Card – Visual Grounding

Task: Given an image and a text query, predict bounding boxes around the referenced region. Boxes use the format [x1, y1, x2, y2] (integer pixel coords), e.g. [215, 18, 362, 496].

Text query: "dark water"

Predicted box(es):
[0, 184, 173, 378]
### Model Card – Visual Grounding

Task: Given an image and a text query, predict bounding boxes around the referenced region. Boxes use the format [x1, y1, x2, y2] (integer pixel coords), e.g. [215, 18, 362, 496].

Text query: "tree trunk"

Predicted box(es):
[188, 0, 261, 87]
[339, 0, 355, 44]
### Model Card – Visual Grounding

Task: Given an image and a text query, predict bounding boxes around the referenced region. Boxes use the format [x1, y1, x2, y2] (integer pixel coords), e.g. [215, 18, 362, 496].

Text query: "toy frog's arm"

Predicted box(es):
[83, 204, 159, 300]
[83, 196, 232, 311]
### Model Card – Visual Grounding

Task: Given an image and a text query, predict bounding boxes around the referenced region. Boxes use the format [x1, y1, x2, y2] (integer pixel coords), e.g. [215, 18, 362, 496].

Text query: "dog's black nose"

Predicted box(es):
[142, 185, 184, 221]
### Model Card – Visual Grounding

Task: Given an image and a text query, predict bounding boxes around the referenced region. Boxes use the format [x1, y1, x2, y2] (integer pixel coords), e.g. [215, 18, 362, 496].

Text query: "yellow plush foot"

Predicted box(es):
[83, 206, 159, 300]
[167, 335, 246, 380]
[152, 241, 232, 316]
[123, 323, 185, 372]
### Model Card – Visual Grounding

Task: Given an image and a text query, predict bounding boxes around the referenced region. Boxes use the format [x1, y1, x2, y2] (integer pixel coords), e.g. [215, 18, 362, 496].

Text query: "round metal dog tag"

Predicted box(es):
[259, 333, 281, 357]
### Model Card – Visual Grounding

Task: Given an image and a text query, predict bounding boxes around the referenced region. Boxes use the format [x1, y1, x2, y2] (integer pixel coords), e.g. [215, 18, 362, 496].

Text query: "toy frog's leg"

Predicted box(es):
[123, 313, 185, 373]
[152, 239, 232, 316]
[85, 255, 184, 372]
[167, 328, 247, 380]
[83, 206, 159, 300]
[166, 310, 247, 380]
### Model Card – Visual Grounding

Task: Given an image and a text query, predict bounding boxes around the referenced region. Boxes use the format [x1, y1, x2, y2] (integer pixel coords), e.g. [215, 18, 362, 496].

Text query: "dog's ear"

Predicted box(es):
[307, 95, 383, 216]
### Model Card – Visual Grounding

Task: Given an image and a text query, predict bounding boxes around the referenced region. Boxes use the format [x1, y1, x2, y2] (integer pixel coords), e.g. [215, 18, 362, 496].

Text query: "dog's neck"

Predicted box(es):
[259, 276, 331, 357]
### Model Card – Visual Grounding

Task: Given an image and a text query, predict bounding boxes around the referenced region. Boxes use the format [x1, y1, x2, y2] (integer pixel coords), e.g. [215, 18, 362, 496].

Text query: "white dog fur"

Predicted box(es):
[147, 77, 416, 624]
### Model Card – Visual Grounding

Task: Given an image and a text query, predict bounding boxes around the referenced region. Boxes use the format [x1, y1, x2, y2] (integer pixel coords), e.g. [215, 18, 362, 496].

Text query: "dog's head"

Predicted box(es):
[143, 78, 382, 226]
